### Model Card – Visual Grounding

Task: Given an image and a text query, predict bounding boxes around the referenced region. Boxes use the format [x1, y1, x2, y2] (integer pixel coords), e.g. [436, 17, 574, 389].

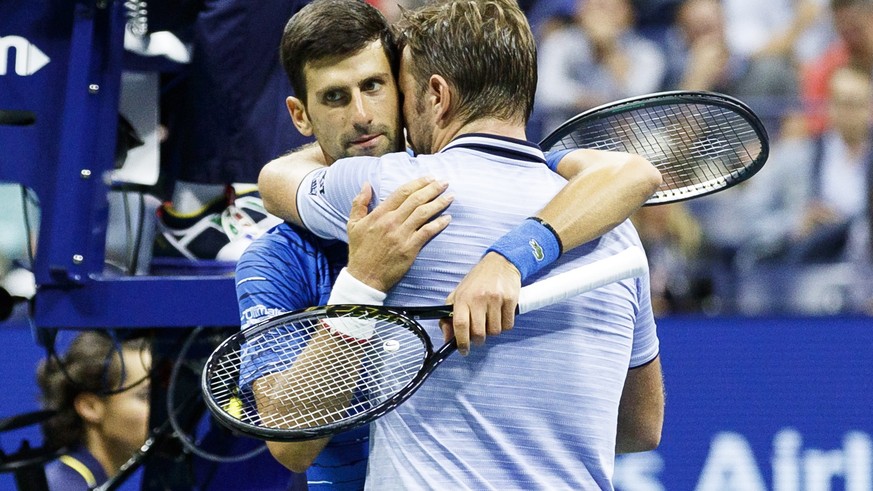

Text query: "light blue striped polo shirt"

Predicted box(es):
[296, 133, 658, 490]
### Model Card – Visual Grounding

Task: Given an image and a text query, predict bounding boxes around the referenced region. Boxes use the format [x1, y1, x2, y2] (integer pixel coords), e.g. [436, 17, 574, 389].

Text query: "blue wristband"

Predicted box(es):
[485, 217, 562, 281]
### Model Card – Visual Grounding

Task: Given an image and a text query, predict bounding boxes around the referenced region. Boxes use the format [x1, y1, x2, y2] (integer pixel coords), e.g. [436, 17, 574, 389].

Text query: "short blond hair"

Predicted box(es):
[395, 0, 537, 126]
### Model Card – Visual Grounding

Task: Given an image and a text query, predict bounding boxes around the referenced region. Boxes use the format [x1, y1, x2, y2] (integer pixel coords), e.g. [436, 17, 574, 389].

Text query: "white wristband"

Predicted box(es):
[327, 268, 388, 305]
[325, 268, 387, 340]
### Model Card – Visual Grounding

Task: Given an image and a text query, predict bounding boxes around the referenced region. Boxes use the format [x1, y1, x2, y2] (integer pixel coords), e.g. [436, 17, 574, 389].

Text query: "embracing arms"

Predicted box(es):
[259, 146, 661, 353]
[443, 149, 661, 351]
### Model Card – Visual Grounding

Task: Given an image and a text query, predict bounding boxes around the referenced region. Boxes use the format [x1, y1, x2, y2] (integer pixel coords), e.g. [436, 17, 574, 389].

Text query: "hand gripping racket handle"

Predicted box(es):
[517, 246, 647, 314]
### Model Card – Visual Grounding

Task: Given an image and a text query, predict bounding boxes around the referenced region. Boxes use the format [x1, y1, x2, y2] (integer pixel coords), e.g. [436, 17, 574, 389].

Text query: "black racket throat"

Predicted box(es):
[327, 303, 454, 321]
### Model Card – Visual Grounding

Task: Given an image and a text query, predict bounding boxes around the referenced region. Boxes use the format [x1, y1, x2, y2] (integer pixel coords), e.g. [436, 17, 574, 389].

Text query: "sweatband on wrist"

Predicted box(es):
[485, 217, 563, 282]
[327, 268, 387, 306]
[325, 268, 387, 341]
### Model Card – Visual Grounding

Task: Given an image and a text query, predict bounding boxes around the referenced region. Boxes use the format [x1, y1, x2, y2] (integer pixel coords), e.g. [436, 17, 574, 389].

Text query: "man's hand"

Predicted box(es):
[440, 252, 521, 356]
[346, 177, 452, 293]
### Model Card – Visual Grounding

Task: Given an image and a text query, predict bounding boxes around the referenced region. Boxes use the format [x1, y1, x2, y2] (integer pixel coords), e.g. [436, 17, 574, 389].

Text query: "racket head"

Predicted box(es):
[201, 304, 443, 441]
[540, 90, 770, 205]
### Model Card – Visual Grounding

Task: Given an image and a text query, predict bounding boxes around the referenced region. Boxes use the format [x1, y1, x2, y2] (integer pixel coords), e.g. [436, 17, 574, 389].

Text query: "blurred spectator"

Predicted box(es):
[37, 332, 151, 491]
[731, 62, 873, 315]
[661, 0, 801, 300]
[662, 0, 799, 131]
[631, 204, 706, 315]
[730, 115, 814, 268]
[723, 0, 832, 64]
[786, 65, 873, 264]
[733, 63, 873, 305]
[662, 0, 743, 92]
[801, 0, 873, 135]
[535, 0, 666, 133]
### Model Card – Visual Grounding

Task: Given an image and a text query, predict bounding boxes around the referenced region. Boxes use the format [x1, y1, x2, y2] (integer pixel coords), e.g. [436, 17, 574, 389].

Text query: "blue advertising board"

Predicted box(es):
[615, 315, 873, 491]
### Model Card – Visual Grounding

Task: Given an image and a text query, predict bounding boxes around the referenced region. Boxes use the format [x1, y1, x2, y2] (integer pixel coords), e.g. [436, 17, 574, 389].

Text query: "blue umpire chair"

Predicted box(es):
[0, 3, 292, 490]
[0, 0, 238, 331]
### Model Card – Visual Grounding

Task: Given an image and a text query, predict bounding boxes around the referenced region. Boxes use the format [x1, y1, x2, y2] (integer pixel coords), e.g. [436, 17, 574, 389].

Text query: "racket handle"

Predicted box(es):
[517, 246, 648, 314]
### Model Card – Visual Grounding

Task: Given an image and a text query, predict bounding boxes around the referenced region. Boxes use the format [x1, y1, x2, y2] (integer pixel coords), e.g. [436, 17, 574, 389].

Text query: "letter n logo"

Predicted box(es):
[0, 36, 51, 76]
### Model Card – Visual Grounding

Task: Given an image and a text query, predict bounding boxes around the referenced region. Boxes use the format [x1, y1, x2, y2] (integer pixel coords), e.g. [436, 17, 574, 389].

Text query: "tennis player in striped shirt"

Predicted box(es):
[253, 0, 665, 488]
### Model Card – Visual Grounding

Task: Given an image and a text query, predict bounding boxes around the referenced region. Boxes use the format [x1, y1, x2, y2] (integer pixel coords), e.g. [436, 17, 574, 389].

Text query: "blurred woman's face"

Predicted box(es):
[98, 348, 151, 458]
[577, 0, 632, 31]
[827, 68, 873, 140]
[678, 0, 724, 42]
[832, 4, 873, 56]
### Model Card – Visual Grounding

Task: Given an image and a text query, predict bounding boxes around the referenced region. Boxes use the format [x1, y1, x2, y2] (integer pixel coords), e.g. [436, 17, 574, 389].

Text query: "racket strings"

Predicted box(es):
[552, 103, 763, 200]
[208, 312, 428, 431]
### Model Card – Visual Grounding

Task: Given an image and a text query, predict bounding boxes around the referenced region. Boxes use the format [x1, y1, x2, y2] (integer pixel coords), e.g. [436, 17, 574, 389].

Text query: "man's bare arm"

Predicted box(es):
[255, 328, 369, 473]
[541, 149, 661, 251]
[258, 143, 325, 227]
[266, 439, 331, 474]
[616, 356, 664, 454]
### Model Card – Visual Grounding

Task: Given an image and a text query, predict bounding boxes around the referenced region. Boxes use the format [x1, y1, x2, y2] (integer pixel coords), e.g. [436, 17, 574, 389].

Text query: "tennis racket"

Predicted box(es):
[540, 90, 769, 205]
[202, 246, 647, 441]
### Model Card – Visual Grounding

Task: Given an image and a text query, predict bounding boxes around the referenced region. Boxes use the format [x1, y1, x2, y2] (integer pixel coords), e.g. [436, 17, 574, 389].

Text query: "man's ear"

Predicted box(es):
[73, 393, 105, 425]
[287, 96, 313, 137]
[428, 75, 453, 126]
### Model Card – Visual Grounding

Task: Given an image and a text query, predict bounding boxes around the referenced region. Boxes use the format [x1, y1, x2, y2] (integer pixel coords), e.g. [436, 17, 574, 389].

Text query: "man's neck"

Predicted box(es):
[433, 118, 527, 152]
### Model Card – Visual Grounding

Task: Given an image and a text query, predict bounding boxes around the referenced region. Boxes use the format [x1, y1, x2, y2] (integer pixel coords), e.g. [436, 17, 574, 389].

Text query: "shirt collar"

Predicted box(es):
[440, 133, 546, 164]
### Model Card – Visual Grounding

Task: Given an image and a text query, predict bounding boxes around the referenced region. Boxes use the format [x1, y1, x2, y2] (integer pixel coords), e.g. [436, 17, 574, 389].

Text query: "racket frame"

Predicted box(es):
[202, 304, 457, 441]
[539, 90, 770, 205]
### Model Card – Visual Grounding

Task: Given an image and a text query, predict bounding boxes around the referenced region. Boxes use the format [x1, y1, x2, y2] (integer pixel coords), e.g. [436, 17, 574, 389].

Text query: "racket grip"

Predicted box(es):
[517, 246, 648, 314]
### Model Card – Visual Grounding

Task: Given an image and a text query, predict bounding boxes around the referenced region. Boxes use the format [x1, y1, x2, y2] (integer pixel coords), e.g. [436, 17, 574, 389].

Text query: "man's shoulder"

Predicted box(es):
[237, 222, 326, 269]
[331, 150, 414, 171]
[247, 222, 320, 252]
[325, 151, 421, 191]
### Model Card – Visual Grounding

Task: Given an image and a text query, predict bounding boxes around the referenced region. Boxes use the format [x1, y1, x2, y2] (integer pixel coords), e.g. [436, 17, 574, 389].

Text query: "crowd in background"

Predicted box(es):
[523, 0, 873, 317]
[2, 0, 873, 318]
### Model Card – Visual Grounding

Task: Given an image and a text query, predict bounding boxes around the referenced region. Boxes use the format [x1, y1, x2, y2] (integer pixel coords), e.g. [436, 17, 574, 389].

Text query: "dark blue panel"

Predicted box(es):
[33, 275, 238, 330]
[614, 315, 873, 491]
[0, 1, 75, 193]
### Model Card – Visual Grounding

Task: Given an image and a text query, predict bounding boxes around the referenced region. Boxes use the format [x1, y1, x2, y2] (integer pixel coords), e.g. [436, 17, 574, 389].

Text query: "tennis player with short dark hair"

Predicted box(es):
[236, 3, 448, 488]
[253, 0, 665, 488]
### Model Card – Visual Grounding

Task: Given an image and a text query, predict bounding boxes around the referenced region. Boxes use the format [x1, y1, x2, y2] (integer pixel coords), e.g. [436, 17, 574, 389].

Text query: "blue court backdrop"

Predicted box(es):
[0, 315, 870, 491]
[615, 315, 873, 491]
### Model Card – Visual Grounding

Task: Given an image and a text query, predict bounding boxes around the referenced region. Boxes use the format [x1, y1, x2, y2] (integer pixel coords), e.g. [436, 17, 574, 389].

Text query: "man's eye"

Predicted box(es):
[324, 92, 346, 104]
[363, 80, 383, 92]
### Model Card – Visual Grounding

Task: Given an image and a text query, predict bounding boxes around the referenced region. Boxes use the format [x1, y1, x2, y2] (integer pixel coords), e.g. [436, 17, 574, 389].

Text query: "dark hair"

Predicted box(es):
[280, 0, 399, 102]
[831, 0, 873, 9]
[36, 332, 150, 450]
[395, 0, 538, 126]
